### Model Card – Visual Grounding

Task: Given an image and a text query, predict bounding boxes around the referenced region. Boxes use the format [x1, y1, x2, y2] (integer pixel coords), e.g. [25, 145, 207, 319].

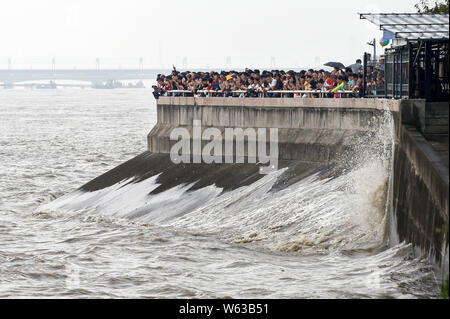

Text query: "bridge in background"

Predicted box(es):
[0, 69, 170, 83]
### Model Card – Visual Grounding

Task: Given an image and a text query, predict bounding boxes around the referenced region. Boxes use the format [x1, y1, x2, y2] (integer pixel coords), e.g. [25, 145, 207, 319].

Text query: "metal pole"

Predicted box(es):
[408, 42, 414, 98]
[434, 42, 439, 77]
[373, 38, 376, 62]
[392, 53, 396, 98]
[363, 52, 367, 97]
[425, 41, 432, 101]
[400, 47, 403, 98]
[384, 56, 387, 98]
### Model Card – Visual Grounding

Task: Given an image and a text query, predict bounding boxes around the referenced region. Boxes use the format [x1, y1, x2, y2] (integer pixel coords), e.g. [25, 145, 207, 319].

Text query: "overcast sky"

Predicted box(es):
[0, 0, 418, 69]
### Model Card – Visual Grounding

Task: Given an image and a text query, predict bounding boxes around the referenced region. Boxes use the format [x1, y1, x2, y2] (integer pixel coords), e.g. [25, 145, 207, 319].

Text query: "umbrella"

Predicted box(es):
[324, 62, 345, 69]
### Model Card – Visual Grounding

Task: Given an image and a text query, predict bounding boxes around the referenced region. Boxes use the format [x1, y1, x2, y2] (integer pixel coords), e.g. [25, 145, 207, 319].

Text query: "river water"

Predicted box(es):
[0, 88, 440, 298]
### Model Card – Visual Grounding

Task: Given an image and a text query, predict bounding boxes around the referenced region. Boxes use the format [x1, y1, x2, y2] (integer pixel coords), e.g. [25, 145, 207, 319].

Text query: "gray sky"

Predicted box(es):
[0, 0, 417, 69]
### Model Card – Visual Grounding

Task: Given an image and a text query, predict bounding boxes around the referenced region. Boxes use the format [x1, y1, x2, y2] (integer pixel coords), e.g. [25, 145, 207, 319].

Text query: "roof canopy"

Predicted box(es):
[360, 13, 449, 40]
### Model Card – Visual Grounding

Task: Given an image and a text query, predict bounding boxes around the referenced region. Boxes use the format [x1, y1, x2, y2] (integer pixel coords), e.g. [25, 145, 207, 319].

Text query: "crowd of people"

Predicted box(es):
[365, 62, 385, 96]
[152, 59, 373, 99]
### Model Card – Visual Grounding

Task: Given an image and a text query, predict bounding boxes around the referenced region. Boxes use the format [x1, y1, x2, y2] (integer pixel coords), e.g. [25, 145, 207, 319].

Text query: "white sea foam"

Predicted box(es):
[40, 174, 223, 223]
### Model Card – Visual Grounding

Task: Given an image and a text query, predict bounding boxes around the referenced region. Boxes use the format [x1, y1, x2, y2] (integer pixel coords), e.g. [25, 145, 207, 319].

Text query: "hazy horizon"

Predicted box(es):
[1, 0, 418, 70]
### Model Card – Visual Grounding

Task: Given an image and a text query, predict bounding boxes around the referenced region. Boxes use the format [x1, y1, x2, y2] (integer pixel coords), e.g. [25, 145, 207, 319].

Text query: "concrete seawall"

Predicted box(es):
[150, 97, 398, 163]
[392, 125, 449, 282]
[150, 96, 449, 284]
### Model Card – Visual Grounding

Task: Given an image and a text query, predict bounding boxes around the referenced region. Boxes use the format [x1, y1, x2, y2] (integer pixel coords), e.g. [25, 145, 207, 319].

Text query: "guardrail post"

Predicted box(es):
[363, 52, 367, 98]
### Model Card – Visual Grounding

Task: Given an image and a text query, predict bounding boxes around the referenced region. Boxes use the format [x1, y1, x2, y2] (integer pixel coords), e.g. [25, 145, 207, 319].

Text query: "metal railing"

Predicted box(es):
[163, 89, 358, 98]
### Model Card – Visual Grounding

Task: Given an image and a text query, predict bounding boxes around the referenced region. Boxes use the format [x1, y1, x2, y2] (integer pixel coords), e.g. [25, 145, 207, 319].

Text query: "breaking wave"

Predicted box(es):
[40, 110, 396, 257]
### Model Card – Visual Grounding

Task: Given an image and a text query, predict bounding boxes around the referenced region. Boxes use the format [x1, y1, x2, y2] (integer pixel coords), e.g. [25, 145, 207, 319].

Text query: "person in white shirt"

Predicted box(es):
[270, 77, 277, 90]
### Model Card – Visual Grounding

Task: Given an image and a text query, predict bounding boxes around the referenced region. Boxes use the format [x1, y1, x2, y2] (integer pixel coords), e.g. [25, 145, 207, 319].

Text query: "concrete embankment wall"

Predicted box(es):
[397, 99, 449, 283]
[150, 97, 399, 163]
[392, 125, 449, 282]
[150, 96, 448, 284]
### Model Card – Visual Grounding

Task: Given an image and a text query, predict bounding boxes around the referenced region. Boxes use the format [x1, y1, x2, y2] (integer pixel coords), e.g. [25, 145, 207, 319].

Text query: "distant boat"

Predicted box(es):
[92, 80, 123, 89]
[35, 81, 57, 89]
[92, 80, 145, 89]
[126, 80, 145, 88]
[1, 83, 14, 89]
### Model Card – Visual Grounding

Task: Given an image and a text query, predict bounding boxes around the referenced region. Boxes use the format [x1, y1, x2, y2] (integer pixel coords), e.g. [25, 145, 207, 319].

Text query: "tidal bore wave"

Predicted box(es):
[39, 110, 395, 257]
